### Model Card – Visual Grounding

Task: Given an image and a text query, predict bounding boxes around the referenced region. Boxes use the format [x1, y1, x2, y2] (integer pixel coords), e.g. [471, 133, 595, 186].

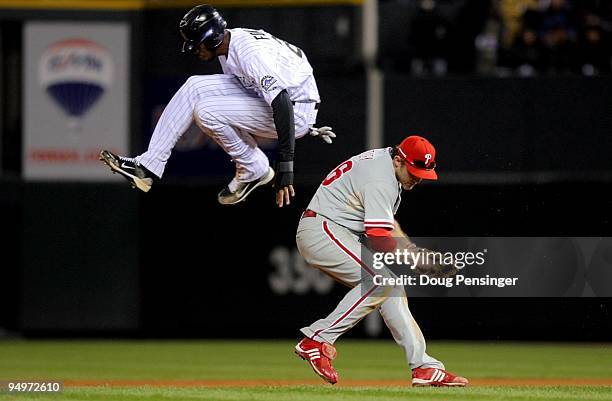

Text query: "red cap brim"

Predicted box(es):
[407, 165, 438, 180]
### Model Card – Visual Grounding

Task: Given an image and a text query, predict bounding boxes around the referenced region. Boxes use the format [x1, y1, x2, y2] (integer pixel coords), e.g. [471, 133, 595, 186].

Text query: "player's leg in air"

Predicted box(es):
[100, 75, 275, 203]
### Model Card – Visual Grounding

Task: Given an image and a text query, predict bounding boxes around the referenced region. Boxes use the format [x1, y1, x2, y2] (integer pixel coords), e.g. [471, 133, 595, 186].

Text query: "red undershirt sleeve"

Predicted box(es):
[365, 227, 397, 252]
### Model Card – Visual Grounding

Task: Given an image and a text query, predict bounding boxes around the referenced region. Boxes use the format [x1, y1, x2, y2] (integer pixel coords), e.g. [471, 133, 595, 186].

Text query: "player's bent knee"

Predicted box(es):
[197, 110, 224, 131]
[374, 277, 407, 298]
[393, 282, 407, 297]
[179, 76, 201, 93]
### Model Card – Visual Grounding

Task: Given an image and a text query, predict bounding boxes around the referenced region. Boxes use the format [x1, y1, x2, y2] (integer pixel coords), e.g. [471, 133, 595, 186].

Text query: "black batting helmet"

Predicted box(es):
[179, 4, 227, 53]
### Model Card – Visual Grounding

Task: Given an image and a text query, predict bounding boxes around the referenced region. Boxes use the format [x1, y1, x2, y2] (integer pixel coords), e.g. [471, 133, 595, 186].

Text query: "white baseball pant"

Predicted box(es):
[136, 75, 318, 182]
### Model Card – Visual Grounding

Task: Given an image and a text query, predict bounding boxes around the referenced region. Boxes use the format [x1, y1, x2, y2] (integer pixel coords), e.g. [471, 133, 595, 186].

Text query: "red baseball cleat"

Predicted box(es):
[412, 367, 469, 387]
[294, 337, 339, 384]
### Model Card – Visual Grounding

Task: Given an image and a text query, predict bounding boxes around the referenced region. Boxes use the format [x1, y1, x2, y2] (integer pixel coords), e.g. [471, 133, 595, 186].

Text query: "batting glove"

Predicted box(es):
[309, 126, 336, 144]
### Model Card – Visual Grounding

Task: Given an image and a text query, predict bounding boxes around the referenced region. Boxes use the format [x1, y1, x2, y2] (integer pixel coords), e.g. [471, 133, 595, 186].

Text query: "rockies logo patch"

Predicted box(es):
[260, 75, 278, 92]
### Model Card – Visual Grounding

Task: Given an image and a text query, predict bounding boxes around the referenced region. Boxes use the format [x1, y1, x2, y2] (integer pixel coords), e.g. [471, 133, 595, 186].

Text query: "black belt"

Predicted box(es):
[292, 101, 320, 110]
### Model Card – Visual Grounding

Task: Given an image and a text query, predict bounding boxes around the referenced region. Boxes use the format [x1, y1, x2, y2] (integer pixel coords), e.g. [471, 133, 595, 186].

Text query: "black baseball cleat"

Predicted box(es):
[99, 150, 155, 193]
[217, 167, 275, 205]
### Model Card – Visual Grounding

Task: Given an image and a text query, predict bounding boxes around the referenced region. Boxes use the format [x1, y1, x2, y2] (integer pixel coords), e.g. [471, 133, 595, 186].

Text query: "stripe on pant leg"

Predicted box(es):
[312, 284, 377, 340]
[312, 220, 379, 339]
[322, 220, 375, 277]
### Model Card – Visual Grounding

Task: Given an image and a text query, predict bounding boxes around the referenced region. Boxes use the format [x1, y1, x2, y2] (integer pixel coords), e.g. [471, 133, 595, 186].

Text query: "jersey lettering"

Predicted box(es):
[322, 160, 353, 186]
[243, 28, 303, 58]
[244, 28, 268, 40]
[358, 150, 376, 160]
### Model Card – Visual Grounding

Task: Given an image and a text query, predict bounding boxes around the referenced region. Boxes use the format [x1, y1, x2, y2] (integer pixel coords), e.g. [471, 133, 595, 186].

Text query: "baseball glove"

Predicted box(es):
[411, 249, 459, 278]
[398, 238, 459, 279]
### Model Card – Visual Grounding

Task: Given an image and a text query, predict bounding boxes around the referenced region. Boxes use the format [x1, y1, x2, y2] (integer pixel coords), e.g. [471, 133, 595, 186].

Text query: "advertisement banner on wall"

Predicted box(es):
[23, 22, 129, 180]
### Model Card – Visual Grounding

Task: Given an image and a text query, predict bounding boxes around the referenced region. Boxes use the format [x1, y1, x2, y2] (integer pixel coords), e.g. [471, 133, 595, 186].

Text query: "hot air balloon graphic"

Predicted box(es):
[39, 39, 113, 136]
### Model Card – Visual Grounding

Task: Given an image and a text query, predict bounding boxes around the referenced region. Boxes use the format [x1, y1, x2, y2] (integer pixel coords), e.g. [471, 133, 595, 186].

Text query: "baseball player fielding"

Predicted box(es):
[293, 135, 468, 387]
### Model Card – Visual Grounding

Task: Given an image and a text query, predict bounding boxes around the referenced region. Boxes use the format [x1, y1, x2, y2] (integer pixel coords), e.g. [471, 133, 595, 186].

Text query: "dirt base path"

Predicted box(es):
[65, 378, 612, 388]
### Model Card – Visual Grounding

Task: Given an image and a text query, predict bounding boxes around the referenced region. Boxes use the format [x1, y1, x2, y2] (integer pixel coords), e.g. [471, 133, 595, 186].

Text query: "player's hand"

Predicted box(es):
[276, 185, 295, 207]
[309, 126, 336, 144]
[274, 160, 294, 207]
[415, 261, 459, 278]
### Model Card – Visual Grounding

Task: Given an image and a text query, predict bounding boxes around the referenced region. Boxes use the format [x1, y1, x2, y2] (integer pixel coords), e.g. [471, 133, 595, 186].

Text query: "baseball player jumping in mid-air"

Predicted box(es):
[294, 136, 468, 387]
[99, 4, 334, 207]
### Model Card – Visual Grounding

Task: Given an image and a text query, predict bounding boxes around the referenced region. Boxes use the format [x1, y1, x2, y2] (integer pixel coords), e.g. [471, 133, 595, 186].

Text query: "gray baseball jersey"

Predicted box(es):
[307, 148, 402, 233]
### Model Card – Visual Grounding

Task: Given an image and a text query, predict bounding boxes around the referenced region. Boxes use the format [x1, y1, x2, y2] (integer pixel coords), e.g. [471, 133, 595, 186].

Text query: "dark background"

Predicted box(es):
[1, 1, 611, 342]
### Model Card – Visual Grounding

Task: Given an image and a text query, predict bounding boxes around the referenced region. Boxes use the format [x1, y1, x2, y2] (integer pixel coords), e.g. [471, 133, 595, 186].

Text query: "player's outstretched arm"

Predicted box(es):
[392, 220, 416, 249]
[272, 90, 296, 207]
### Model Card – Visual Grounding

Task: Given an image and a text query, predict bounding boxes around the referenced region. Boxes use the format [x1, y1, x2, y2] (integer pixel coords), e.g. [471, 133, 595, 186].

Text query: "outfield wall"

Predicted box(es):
[2, 180, 611, 340]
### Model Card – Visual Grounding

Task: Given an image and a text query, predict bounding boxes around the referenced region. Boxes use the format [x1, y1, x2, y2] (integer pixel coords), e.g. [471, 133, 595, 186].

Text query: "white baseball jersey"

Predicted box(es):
[307, 148, 402, 233]
[136, 27, 321, 182]
[218, 28, 320, 106]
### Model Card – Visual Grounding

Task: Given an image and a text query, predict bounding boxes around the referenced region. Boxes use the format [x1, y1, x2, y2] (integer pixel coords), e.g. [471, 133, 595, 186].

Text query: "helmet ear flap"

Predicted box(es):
[201, 19, 227, 51]
[181, 41, 198, 54]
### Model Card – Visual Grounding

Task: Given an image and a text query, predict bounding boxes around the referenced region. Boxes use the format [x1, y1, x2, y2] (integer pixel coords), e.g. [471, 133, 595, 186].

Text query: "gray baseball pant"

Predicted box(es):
[296, 213, 444, 370]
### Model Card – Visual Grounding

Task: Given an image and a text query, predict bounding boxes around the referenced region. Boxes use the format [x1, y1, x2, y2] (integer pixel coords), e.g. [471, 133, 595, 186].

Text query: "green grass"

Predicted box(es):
[3, 386, 612, 401]
[0, 340, 611, 401]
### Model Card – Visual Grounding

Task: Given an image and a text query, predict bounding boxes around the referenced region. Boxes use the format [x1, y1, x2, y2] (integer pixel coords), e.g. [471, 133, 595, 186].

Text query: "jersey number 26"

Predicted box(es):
[322, 160, 353, 186]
